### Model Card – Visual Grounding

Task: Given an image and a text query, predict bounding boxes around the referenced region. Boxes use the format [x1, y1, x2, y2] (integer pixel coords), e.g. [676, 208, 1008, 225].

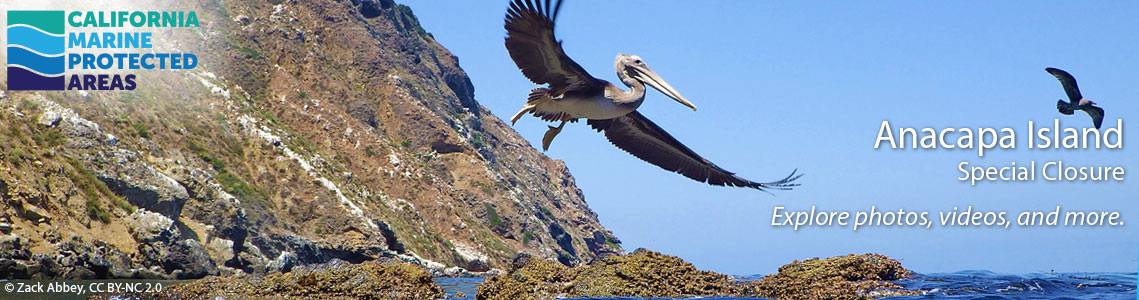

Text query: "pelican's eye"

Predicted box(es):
[633, 59, 642, 64]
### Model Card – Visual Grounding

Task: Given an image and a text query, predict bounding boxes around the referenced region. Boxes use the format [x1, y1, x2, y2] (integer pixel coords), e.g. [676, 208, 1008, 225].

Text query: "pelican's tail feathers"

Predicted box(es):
[1057, 100, 1075, 115]
[511, 88, 552, 125]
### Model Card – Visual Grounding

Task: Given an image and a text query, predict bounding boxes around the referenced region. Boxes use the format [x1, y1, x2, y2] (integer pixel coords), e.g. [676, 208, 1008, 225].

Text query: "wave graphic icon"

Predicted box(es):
[8, 46, 64, 75]
[7, 67, 64, 90]
[8, 25, 65, 55]
[7, 10, 65, 90]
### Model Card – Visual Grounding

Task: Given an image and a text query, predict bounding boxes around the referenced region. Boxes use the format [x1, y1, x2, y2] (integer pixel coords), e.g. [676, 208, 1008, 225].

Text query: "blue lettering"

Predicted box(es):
[140, 53, 155, 69]
[97, 54, 113, 69]
[140, 32, 152, 48]
[68, 33, 85, 48]
[87, 33, 101, 48]
[182, 53, 197, 69]
[170, 54, 181, 69]
[82, 54, 96, 69]
[67, 54, 81, 69]
[128, 54, 140, 69]
[155, 53, 168, 68]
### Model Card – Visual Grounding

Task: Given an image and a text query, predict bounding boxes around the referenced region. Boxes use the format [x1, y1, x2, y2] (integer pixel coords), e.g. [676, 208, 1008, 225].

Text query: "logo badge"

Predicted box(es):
[7, 11, 65, 90]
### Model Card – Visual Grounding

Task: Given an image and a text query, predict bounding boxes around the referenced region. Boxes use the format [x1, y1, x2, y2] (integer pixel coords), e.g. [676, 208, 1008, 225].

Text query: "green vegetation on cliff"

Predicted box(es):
[1, 0, 621, 281]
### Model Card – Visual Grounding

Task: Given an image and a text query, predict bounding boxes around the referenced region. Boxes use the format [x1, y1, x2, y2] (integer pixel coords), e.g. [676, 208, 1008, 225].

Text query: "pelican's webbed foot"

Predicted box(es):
[541, 120, 567, 151]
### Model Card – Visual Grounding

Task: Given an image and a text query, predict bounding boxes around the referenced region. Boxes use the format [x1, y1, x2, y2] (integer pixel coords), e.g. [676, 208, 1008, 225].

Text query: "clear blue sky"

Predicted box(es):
[400, 0, 1138, 274]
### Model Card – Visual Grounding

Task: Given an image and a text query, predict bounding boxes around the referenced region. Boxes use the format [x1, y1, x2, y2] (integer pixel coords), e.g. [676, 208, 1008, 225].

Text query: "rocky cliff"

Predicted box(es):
[0, 0, 620, 279]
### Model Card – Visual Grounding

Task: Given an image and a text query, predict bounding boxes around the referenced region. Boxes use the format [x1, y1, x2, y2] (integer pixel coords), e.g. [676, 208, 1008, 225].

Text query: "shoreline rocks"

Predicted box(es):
[74, 249, 917, 300]
[477, 249, 919, 300]
[100, 258, 444, 300]
[744, 253, 918, 300]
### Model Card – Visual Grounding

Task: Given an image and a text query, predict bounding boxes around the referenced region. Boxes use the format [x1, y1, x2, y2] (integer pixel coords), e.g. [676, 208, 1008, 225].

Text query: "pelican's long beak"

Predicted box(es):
[632, 65, 697, 111]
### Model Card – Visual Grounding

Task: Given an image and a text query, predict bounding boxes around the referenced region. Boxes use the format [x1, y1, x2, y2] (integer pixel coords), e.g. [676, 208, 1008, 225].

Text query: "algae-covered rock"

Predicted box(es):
[477, 250, 918, 300]
[573, 249, 743, 297]
[747, 253, 919, 300]
[102, 259, 443, 300]
[477, 249, 747, 299]
[476, 253, 575, 299]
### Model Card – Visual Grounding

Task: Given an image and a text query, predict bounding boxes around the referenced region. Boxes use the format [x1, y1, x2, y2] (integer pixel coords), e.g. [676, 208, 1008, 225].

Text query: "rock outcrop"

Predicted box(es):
[0, 0, 619, 280]
[476, 250, 919, 300]
[745, 253, 917, 300]
[93, 258, 443, 300]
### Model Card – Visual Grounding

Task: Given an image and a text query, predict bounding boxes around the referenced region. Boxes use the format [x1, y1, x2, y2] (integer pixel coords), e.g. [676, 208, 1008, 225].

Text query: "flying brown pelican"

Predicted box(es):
[503, 0, 801, 191]
[1047, 67, 1104, 129]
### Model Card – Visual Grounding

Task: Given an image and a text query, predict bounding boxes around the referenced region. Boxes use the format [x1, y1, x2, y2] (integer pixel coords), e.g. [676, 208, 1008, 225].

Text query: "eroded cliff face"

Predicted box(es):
[0, 0, 620, 279]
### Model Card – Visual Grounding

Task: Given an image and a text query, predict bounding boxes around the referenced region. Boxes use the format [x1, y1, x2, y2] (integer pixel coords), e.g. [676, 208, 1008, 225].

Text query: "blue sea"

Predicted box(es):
[434, 271, 1137, 300]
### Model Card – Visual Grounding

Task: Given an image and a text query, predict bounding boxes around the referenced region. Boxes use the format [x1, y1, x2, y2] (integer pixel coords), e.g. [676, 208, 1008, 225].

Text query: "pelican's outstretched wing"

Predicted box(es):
[1046, 67, 1083, 104]
[505, 0, 603, 95]
[587, 111, 802, 192]
[1084, 105, 1105, 129]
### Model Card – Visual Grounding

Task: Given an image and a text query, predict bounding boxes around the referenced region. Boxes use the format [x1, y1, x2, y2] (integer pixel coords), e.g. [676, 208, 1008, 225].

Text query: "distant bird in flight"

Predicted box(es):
[1046, 67, 1104, 129]
[503, 0, 800, 192]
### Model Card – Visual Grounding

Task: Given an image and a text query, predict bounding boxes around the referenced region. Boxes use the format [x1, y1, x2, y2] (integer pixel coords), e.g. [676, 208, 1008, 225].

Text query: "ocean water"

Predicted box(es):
[435, 277, 482, 299]
[434, 271, 1137, 300]
[1, 272, 1130, 299]
[887, 271, 1136, 300]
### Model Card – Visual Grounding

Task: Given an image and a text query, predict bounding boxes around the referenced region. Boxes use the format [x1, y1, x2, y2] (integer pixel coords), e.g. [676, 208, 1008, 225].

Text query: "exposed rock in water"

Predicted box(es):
[745, 253, 918, 300]
[477, 249, 741, 299]
[477, 249, 919, 300]
[95, 259, 443, 300]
